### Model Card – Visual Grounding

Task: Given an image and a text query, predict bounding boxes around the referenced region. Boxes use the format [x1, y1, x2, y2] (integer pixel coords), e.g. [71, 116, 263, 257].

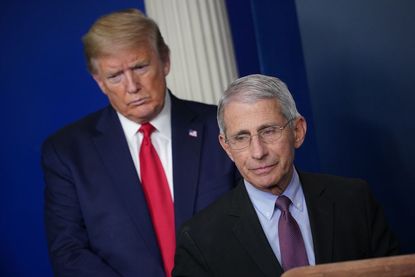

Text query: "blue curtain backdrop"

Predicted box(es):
[226, 0, 320, 173]
[295, 0, 415, 254]
[1, 0, 414, 275]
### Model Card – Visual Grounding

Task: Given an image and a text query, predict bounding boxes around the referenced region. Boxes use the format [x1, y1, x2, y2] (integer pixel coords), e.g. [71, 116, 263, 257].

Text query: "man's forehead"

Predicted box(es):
[92, 47, 156, 72]
[223, 100, 285, 134]
[223, 99, 283, 118]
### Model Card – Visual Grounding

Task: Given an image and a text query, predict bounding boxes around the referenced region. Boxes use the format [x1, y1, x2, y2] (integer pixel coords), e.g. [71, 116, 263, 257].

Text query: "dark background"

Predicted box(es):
[1, 0, 414, 275]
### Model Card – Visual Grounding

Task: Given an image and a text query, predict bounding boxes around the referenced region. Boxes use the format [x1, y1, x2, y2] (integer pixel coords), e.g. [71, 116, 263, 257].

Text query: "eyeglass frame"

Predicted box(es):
[224, 118, 295, 150]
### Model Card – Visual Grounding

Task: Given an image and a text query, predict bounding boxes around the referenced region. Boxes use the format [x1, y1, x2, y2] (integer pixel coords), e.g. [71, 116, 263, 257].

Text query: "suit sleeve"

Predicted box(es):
[173, 228, 211, 277]
[42, 139, 119, 277]
[365, 184, 400, 256]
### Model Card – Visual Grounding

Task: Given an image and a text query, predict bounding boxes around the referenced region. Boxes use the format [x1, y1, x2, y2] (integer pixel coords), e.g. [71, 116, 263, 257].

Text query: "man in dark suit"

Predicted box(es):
[41, 9, 237, 277]
[173, 74, 399, 277]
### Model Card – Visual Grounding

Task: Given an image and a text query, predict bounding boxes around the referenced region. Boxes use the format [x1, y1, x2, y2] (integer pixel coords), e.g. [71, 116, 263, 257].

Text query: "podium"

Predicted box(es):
[282, 254, 415, 276]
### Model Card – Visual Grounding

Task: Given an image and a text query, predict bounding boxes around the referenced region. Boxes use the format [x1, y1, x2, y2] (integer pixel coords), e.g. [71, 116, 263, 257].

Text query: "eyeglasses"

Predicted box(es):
[225, 119, 294, 150]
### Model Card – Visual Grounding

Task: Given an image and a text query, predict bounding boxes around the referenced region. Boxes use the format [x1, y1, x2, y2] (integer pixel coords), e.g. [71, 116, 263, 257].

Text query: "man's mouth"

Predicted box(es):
[250, 163, 277, 175]
[128, 97, 149, 106]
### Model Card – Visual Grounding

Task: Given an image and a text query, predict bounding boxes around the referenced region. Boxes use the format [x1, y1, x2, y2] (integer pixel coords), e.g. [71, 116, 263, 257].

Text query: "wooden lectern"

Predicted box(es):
[282, 254, 415, 277]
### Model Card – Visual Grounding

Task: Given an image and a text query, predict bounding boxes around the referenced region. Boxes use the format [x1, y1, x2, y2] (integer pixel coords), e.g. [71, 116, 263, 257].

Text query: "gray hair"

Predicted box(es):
[82, 8, 170, 74]
[217, 74, 301, 134]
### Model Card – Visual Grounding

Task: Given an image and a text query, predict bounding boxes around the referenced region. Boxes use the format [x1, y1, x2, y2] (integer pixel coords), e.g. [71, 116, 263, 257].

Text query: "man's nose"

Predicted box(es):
[125, 71, 139, 94]
[249, 135, 267, 160]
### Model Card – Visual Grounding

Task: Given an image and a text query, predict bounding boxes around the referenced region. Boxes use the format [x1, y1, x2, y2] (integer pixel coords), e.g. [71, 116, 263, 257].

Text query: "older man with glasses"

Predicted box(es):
[172, 74, 399, 277]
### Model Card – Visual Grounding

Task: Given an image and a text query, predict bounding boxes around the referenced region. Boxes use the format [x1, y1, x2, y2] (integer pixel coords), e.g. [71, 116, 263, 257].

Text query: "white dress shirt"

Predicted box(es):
[117, 92, 174, 199]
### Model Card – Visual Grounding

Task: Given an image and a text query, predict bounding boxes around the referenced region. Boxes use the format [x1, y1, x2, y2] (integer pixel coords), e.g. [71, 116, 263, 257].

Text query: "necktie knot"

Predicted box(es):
[275, 195, 291, 213]
[139, 122, 156, 138]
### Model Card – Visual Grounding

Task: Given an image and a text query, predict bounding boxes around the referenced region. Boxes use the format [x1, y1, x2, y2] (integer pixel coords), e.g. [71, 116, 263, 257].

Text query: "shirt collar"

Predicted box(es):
[150, 91, 171, 139]
[117, 91, 172, 139]
[282, 168, 304, 212]
[244, 167, 304, 220]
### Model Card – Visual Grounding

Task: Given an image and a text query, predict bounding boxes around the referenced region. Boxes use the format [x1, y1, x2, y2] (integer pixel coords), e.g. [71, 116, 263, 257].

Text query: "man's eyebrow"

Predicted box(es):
[130, 57, 150, 66]
[106, 69, 123, 77]
[129, 61, 146, 68]
[257, 123, 278, 131]
[101, 65, 122, 76]
[228, 121, 281, 137]
[229, 129, 250, 137]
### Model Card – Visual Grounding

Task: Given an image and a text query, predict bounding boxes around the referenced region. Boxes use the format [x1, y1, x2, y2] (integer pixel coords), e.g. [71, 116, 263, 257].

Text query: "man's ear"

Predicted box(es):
[162, 54, 171, 76]
[92, 74, 108, 96]
[219, 134, 234, 162]
[293, 116, 307, 149]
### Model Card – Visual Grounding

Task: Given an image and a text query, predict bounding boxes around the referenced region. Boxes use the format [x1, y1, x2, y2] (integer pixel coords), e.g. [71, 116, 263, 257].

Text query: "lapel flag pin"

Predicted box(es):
[188, 129, 198, 137]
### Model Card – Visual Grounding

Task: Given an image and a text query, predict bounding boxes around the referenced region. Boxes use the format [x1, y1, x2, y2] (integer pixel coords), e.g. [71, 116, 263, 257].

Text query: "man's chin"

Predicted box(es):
[249, 178, 276, 191]
[249, 177, 288, 195]
[124, 107, 158, 123]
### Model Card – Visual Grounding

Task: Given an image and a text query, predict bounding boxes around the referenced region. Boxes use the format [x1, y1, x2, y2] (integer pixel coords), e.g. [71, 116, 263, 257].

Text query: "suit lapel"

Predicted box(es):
[230, 183, 283, 276]
[91, 106, 160, 257]
[170, 95, 203, 229]
[300, 172, 334, 264]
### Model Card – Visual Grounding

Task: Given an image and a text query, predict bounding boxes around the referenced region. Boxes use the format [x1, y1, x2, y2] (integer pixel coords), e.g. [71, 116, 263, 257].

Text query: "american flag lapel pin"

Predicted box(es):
[188, 129, 198, 138]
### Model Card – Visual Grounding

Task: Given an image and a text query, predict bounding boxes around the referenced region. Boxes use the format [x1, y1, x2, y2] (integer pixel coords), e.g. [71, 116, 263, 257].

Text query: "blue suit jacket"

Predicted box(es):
[42, 94, 238, 276]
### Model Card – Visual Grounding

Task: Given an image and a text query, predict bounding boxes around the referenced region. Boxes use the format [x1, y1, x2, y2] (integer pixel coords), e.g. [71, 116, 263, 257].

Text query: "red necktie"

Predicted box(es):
[275, 195, 309, 271]
[139, 123, 175, 277]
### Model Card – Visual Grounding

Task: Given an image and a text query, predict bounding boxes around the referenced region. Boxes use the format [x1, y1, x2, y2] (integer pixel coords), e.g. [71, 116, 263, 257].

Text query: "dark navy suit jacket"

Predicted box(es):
[173, 172, 399, 277]
[42, 94, 238, 276]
